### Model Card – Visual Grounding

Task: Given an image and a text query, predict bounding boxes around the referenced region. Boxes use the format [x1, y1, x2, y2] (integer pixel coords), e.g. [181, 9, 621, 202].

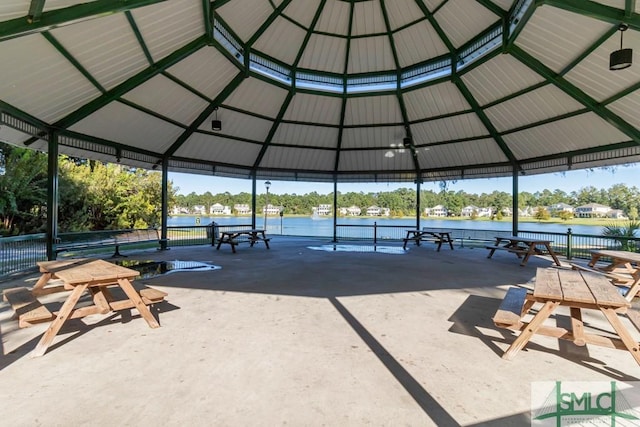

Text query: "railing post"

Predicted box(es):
[566, 227, 572, 260]
[374, 221, 377, 244]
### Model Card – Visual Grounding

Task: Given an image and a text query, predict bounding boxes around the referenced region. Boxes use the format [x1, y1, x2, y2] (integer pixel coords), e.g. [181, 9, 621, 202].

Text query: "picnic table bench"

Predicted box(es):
[2, 258, 167, 356]
[402, 229, 454, 251]
[494, 268, 639, 365]
[486, 235, 561, 267]
[216, 229, 270, 253]
[570, 249, 640, 302]
[55, 228, 161, 257]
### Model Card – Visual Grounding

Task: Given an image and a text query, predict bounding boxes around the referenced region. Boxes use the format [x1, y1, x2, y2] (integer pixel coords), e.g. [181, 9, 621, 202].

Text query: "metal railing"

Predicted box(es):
[0, 233, 48, 277]
[2, 225, 639, 279]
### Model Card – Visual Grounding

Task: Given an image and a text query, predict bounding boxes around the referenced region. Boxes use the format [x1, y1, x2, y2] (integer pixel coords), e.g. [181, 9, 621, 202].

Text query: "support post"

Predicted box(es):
[160, 157, 169, 250]
[415, 179, 422, 230]
[251, 173, 257, 229]
[512, 167, 519, 236]
[333, 178, 338, 242]
[46, 130, 58, 260]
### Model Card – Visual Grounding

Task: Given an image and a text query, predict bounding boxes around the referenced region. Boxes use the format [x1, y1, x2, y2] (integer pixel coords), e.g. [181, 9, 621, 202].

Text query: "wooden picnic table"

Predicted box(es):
[402, 229, 453, 251]
[216, 229, 270, 253]
[4, 258, 166, 357]
[486, 235, 561, 267]
[494, 268, 639, 365]
[588, 249, 640, 301]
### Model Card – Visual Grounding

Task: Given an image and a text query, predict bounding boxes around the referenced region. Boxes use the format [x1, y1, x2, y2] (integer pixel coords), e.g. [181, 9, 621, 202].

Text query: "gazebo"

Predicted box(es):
[0, 0, 639, 256]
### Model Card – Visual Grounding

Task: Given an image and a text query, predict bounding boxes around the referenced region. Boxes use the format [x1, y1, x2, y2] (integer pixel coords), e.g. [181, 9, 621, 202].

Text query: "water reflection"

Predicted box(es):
[115, 259, 221, 278]
[307, 245, 406, 255]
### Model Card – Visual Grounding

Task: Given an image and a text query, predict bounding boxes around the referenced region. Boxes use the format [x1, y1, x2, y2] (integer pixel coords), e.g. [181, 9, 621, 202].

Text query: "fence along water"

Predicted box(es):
[1, 220, 638, 279]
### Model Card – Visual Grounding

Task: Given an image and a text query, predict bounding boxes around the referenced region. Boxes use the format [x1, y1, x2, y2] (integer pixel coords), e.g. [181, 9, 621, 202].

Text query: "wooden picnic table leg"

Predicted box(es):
[545, 243, 562, 266]
[570, 307, 586, 346]
[446, 233, 454, 250]
[502, 300, 559, 360]
[588, 254, 602, 268]
[599, 307, 640, 365]
[31, 282, 89, 357]
[32, 272, 52, 295]
[402, 232, 410, 250]
[487, 238, 500, 258]
[216, 237, 223, 251]
[117, 278, 160, 328]
[262, 231, 270, 249]
[625, 277, 640, 302]
[519, 244, 535, 266]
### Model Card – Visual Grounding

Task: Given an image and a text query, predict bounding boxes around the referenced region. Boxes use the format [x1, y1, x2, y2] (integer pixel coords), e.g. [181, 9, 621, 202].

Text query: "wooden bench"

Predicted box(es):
[456, 230, 511, 248]
[402, 229, 453, 251]
[3, 284, 167, 328]
[107, 286, 168, 311]
[493, 287, 529, 330]
[3, 287, 54, 327]
[421, 228, 454, 250]
[216, 229, 270, 253]
[55, 228, 161, 257]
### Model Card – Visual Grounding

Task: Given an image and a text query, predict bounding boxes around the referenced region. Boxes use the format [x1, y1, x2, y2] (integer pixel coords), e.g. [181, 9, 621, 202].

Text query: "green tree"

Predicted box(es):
[533, 207, 550, 221]
[558, 210, 573, 221]
[0, 143, 48, 235]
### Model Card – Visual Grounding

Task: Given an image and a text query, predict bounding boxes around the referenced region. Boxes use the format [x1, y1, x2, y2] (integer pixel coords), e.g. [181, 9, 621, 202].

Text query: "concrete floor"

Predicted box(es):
[1, 237, 639, 426]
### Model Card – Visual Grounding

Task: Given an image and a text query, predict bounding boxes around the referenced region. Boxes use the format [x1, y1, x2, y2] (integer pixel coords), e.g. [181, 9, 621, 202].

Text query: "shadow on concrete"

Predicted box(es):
[329, 296, 461, 427]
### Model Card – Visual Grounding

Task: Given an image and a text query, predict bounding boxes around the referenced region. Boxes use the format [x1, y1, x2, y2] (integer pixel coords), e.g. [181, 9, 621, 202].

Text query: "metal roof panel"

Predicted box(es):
[403, 82, 471, 119]
[166, 47, 239, 100]
[122, 75, 209, 125]
[283, 93, 343, 125]
[130, 0, 204, 63]
[504, 112, 629, 159]
[435, 0, 499, 48]
[69, 102, 185, 153]
[272, 123, 338, 148]
[344, 95, 401, 126]
[49, 13, 149, 91]
[484, 84, 584, 132]
[260, 146, 335, 170]
[224, 77, 290, 119]
[461, 54, 546, 106]
[0, 34, 101, 123]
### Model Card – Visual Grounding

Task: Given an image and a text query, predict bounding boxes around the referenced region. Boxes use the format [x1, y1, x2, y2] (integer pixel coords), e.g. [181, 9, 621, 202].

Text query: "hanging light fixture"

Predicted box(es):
[211, 106, 222, 131]
[610, 24, 633, 71]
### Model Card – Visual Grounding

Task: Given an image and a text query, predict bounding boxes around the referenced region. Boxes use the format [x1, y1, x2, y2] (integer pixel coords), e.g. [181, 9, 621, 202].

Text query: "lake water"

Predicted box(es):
[167, 215, 606, 237]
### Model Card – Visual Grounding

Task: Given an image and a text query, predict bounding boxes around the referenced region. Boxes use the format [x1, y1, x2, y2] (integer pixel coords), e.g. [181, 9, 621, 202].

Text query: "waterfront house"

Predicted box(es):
[234, 204, 252, 215]
[425, 205, 448, 217]
[366, 206, 381, 216]
[210, 203, 232, 215]
[607, 209, 627, 219]
[340, 206, 361, 216]
[193, 205, 206, 215]
[461, 206, 479, 217]
[316, 204, 332, 216]
[461, 205, 493, 217]
[574, 203, 611, 218]
[263, 204, 281, 215]
[549, 203, 574, 215]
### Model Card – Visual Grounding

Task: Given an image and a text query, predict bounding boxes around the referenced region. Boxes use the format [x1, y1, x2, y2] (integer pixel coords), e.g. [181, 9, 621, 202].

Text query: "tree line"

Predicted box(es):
[2, 142, 640, 236]
[0, 143, 170, 236]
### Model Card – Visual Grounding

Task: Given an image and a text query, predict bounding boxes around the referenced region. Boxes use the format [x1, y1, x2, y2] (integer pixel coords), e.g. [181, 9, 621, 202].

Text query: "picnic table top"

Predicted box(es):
[37, 259, 139, 284]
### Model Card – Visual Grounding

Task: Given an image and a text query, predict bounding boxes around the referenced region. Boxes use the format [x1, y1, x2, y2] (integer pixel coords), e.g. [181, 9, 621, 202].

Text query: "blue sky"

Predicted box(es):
[168, 164, 640, 196]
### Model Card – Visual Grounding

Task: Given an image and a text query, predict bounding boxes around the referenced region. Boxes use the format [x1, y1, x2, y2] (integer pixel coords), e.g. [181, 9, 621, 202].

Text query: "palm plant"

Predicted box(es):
[602, 220, 640, 251]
